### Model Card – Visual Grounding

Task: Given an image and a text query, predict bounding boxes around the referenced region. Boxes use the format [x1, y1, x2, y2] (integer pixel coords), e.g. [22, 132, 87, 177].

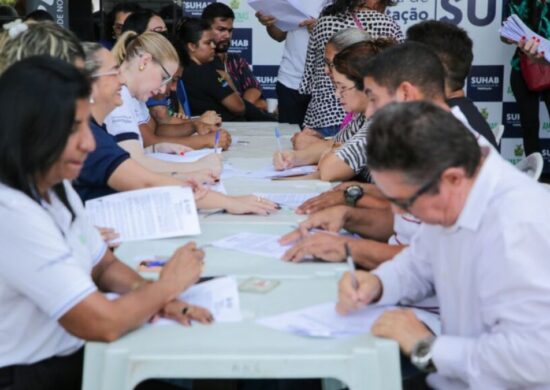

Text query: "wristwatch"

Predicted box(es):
[411, 336, 437, 373]
[344, 185, 363, 207]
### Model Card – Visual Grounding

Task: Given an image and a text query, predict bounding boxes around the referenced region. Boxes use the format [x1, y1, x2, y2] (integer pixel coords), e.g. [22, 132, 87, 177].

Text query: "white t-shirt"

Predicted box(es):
[277, 0, 325, 90]
[0, 180, 106, 366]
[104, 85, 150, 148]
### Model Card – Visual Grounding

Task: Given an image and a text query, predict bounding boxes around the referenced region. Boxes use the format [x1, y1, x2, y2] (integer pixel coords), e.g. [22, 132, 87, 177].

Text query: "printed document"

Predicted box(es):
[253, 192, 318, 209]
[211, 232, 292, 259]
[247, 0, 322, 31]
[149, 148, 216, 163]
[86, 186, 200, 242]
[257, 302, 441, 338]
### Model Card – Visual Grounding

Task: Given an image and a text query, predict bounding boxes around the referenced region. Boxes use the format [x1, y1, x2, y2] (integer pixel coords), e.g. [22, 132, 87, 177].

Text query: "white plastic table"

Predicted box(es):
[82, 279, 401, 390]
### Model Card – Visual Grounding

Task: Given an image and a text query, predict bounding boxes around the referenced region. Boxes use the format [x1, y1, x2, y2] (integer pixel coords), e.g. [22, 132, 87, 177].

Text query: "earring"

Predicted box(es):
[139, 64, 144, 71]
[89, 96, 95, 104]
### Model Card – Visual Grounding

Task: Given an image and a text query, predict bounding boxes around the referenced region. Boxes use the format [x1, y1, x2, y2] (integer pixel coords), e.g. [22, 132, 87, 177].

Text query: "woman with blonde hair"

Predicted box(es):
[107, 30, 231, 174]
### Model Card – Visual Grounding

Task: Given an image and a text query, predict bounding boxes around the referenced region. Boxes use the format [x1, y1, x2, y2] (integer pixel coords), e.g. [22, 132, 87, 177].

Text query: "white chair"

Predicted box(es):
[515, 152, 544, 180]
[492, 124, 505, 145]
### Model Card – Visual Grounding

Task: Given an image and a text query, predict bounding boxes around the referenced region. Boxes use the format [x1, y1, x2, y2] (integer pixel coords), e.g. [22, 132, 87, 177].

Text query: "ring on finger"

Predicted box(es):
[182, 307, 189, 315]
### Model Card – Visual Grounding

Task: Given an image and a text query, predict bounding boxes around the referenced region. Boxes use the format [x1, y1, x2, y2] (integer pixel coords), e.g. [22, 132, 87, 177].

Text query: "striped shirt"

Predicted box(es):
[335, 116, 372, 182]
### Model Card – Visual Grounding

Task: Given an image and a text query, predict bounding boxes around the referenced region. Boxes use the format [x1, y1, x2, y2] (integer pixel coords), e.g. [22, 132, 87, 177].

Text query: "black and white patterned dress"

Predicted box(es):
[333, 113, 366, 143]
[299, 10, 403, 130]
[335, 115, 372, 182]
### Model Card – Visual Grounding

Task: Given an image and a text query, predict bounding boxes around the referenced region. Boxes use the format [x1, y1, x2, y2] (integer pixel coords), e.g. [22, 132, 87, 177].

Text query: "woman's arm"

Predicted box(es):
[58, 243, 204, 342]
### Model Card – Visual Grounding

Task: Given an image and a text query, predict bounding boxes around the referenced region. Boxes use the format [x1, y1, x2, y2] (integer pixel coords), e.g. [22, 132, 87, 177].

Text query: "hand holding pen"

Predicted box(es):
[336, 244, 383, 315]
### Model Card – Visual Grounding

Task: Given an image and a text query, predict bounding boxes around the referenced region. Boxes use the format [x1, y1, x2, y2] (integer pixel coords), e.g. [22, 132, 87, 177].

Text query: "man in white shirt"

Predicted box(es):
[338, 101, 550, 390]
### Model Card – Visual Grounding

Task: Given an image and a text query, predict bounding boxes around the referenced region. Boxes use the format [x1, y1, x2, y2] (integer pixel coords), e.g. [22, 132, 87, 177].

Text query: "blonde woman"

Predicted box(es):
[108, 30, 231, 174]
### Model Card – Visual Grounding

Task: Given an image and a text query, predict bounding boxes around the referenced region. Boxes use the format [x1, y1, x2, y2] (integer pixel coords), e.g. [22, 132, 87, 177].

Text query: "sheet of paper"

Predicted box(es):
[257, 302, 441, 338]
[105, 277, 242, 324]
[207, 181, 227, 194]
[221, 164, 316, 180]
[253, 192, 318, 209]
[247, 0, 311, 31]
[178, 276, 242, 322]
[500, 15, 550, 62]
[85, 186, 200, 242]
[211, 232, 293, 259]
[149, 148, 216, 163]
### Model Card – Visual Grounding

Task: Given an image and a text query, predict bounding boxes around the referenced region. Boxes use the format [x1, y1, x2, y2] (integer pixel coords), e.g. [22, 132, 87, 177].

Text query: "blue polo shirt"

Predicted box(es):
[73, 118, 130, 202]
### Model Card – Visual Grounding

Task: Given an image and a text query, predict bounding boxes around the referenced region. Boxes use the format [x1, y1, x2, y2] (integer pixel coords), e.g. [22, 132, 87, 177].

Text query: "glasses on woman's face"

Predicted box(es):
[324, 57, 335, 70]
[153, 59, 172, 86]
[335, 84, 356, 97]
[384, 173, 441, 212]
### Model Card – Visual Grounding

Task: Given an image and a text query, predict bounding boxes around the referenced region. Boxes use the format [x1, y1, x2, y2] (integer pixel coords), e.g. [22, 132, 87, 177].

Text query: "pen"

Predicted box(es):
[344, 242, 358, 290]
[141, 260, 166, 267]
[214, 130, 220, 153]
[274, 127, 282, 152]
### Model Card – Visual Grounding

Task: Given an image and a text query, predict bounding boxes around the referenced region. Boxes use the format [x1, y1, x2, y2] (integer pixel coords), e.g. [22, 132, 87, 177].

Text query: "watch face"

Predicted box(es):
[346, 186, 362, 198]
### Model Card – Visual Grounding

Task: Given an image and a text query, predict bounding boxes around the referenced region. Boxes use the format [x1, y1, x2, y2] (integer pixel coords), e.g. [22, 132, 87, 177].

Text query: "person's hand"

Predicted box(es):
[283, 233, 351, 262]
[195, 121, 218, 135]
[154, 142, 194, 155]
[209, 129, 232, 150]
[291, 131, 323, 150]
[159, 299, 214, 326]
[299, 18, 317, 33]
[279, 205, 349, 245]
[518, 35, 548, 63]
[96, 226, 120, 249]
[197, 153, 223, 175]
[160, 242, 204, 298]
[255, 11, 277, 27]
[224, 195, 279, 216]
[296, 188, 345, 215]
[171, 111, 188, 120]
[273, 150, 295, 170]
[199, 110, 222, 127]
[178, 169, 219, 186]
[372, 309, 434, 356]
[336, 271, 382, 314]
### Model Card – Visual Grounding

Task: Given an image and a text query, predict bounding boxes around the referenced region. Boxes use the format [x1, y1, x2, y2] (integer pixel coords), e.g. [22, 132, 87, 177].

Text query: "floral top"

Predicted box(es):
[507, 0, 550, 71]
[213, 53, 262, 96]
[299, 10, 403, 129]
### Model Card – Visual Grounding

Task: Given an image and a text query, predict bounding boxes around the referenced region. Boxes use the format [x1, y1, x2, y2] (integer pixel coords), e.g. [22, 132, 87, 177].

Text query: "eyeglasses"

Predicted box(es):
[324, 58, 335, 69]
[384, 172, 441, 212]
[335, 84, 356, 97]
[152, 58, 172, 86]
[91, 68, 120, 79]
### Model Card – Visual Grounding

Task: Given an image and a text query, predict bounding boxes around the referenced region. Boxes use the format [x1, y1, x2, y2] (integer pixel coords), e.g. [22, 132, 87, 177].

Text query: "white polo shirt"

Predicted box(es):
[104, 85, 150, 148]
[373, 149, 550, 389]
[0, 180, 106, 366]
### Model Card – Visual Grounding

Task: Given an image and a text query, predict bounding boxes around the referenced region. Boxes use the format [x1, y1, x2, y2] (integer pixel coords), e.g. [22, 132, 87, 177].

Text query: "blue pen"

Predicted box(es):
[274, 127, 283, 152]
[214, 130, 220, 153]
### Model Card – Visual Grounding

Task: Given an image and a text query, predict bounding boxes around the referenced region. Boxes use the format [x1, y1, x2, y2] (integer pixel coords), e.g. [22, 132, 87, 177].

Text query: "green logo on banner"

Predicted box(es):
[229, 0, 240, 9]
[514, 144, 524, 157]
[480, 107, 489, 121]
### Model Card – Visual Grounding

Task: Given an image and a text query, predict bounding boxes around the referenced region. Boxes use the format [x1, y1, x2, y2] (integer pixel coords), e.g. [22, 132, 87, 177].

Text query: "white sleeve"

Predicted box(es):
[432, 223, 550, 388]
[0, 200, 97, 320]
[64, 181, 107, 267]
[136, 100, 151, 125]
[104, 89, 141, 143]
[372, 226, 435, 305]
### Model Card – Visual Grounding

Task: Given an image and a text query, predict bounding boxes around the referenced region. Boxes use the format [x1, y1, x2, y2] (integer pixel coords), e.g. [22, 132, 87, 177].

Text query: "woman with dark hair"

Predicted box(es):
[503, 0, 550, 164]
[0, 55, 210, 390]
[299, 0, 403, 136]
[176, 17, 247, 121]
[121, 8, 167, 35]
[100, 1, 141, 49]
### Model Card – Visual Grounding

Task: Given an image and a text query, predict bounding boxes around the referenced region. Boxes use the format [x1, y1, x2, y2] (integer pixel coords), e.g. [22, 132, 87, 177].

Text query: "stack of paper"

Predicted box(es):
[257, 302, 441, 338]
[247, 0, 322, 31]
[500, 15, 550, 62]
[85, 186, 200, 242]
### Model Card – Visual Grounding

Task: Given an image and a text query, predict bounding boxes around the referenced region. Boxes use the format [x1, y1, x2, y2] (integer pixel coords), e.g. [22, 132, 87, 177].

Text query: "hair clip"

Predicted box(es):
[3, 19, 28, 39]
